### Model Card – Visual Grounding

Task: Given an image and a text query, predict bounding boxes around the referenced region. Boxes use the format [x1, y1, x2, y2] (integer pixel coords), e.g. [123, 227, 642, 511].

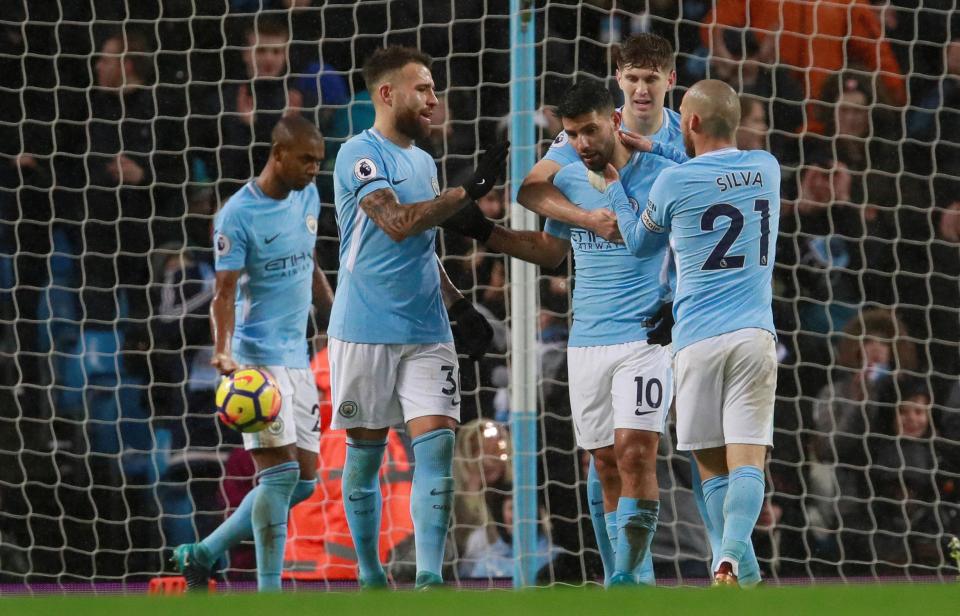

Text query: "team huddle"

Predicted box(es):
[171, 33, 780, 591]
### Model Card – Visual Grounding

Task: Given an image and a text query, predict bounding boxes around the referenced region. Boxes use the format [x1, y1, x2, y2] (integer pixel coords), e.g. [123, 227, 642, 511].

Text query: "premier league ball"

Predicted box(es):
[216, 368, 282, 433]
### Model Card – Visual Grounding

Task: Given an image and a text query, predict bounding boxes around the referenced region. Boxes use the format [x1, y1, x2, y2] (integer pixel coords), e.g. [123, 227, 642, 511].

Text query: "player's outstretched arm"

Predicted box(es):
[360, 186, 471, 242]
[210, 269, 241, 375]
[600, 164, 669, 257]
[484, 226, 569, 269]
[437, 256, 494, 361]
[518, 158, 622, 242]
[618, 130, 690, 165]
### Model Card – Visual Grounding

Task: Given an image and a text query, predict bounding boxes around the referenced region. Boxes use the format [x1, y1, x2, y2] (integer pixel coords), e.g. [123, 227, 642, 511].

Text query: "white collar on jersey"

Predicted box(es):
[697, 146, 739, 159]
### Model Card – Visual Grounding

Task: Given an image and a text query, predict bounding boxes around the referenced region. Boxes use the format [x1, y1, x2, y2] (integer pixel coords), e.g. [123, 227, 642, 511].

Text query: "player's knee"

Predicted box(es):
[615, 433, 658, 475]
[592, 446, 618, 481]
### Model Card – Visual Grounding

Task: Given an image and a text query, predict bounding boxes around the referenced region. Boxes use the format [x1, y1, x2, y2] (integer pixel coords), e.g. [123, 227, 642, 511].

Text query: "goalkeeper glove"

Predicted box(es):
[644, 302, 674, 347]
[448, 298, 494, 361]
[461, 141, 510, 201]
[441, 201, 495, 242]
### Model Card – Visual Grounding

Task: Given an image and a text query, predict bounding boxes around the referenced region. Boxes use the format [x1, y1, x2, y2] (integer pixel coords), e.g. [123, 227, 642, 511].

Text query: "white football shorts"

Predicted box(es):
[328, 338, 461, 430]
[242, 366, 321, 453]
[567, 339, 673, 451]
[673, 328, 777, 451]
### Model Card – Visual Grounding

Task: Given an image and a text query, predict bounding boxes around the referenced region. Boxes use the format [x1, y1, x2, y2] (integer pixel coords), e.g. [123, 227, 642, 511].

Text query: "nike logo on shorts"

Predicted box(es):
[634, 409, 656, 416]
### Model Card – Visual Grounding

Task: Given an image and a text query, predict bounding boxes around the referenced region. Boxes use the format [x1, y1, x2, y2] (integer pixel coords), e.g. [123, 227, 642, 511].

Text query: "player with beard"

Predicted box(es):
[328, 46, 506, 589]
[442, 80, 677, 586]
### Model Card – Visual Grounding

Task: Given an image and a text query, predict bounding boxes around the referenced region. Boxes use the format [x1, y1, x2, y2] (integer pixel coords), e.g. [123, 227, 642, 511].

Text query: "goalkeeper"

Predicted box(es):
[443, 80, 674, 586]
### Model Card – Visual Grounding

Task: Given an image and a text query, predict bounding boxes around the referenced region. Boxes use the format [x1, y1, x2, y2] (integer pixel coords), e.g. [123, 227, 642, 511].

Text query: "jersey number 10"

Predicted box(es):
[700, 199, 770, 271]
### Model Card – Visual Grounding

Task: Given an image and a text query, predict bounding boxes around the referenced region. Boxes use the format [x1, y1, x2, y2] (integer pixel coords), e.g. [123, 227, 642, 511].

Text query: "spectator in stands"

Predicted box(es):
[708, 29, 803, 160]
[452, 419, 512, 563]
[806, 308, 919, 574]
[216, 15, 304, 192]
[870, 377, 957, 573]
[736, 96, 768, 152]
[930, 202, 960, 398]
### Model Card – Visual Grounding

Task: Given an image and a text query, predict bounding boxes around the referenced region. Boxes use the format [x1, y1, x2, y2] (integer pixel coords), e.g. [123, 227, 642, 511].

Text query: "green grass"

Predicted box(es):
[3, 583, 960, 616]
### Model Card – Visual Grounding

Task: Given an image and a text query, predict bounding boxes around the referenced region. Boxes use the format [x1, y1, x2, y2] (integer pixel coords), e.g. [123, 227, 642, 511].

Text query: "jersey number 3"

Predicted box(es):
[700, 199, 770, 270]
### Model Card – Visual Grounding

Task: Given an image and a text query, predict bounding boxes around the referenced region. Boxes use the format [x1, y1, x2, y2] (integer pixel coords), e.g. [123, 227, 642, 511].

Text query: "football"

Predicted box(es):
[215, 368, 282, 433]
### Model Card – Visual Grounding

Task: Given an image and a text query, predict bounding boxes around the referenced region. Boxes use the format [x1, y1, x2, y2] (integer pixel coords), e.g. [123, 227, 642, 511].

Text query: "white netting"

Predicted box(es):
[1, 0, 959, 588]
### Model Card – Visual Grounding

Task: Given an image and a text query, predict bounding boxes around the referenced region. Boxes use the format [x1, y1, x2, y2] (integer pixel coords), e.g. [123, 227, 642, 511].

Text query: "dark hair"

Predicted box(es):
[248, 14, 289, 39]
[362, 45, 433, 90]
[816, 71, 874, 134]
[556, 80, 614, 119]
[616, 33, 674, 72]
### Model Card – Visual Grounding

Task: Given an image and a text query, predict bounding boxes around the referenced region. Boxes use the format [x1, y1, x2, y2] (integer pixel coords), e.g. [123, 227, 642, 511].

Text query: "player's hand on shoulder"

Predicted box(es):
[617, 130, 652, 153]
[211, 353, 240, 375]
[645, 302, 674, 347]
[448, 298, 495, 361]
[461, 141, 510, 201]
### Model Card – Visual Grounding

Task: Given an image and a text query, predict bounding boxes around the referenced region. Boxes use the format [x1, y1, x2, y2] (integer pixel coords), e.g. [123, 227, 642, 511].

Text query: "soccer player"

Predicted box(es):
[445, 79, 674, 586]
[519, 33, 684, 585]
[607, 79, 780, 586]
[328, 45, 506, 590]
[171, 115, 334, 591]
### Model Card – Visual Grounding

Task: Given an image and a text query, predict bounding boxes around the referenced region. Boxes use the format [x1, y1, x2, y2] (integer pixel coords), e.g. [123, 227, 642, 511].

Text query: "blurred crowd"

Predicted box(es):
[0, 0, 958, 584]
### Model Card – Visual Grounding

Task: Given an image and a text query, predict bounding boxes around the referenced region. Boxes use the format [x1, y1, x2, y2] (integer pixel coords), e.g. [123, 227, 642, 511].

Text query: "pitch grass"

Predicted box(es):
[3, 583, 960, 616]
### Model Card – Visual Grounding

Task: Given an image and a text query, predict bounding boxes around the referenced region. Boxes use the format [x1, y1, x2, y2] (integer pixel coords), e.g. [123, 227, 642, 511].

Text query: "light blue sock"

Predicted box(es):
[411, 429, 455, 579]
[635, 547, 655, 585]
[702, 472, 762, 583]
[612, 497, 659, 584]
[719, 466, 765, 577]
[199, 478, 316, 566]
[343, 437, 387, 585]
[688, 456, 721, 559]
[587, 458, 615, 584]
[252, 461, 299, 591]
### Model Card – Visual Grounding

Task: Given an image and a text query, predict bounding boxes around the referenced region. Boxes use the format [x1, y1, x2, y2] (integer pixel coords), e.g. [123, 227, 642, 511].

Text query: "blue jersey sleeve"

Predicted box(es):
[644, 172, 673, 232]
[542, 131, 580, 167]
[336, 138, 392, 204]
[605, 180, 668, 257]
[650, 141, 690, 165]
[213, 203, 249, 271]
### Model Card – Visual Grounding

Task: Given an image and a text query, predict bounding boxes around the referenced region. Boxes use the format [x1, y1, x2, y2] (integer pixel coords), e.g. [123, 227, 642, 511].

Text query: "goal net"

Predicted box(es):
[1, 0, 958, 588]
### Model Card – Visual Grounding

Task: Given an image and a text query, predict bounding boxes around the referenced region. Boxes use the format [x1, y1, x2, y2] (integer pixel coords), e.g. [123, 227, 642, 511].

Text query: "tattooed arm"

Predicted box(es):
[359, 186, 471, 242]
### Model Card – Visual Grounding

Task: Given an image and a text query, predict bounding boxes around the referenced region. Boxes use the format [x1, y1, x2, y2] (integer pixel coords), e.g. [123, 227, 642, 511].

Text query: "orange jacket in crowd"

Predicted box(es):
[701, 0, 906, 130]
[283, 347, 414, 580]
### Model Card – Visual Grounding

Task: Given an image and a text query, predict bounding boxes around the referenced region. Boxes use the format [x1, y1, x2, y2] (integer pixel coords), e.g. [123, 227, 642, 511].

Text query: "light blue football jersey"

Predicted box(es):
[642, 147, 781, 351]
[213, 180, 321, 368]
[544, 107, 683, 168]
[328, 128, 452, 344]
[545, 151, 676, 347]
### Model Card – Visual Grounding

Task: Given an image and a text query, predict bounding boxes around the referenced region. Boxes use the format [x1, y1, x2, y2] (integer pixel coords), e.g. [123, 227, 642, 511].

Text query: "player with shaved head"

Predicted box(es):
[606, 79, 781, 587]
[172, 115, 334, 591]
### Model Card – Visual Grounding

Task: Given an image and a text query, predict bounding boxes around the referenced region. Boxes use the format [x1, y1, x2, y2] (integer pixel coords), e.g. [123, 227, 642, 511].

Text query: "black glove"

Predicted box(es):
[448, 298, 494, 361]
[644, 302, 674, 346]
[441, 201, 495, 242]
[461, 141, 510, 201]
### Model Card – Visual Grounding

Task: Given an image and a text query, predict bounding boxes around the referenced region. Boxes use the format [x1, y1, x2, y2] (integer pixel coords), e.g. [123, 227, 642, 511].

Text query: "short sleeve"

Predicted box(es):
[544, 217, 571, 240]
[542, 130, 580, 168]
[336, 138, 392, 204]
[213, 204, 248, 271]
[643, 173, 672, 234]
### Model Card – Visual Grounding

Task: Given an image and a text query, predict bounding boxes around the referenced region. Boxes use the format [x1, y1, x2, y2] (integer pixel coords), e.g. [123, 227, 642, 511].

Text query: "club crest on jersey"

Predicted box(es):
[215, 233, 231, 256]
[628, 197, 640, 213]
[431, 177, 440, 196]
[338, 401, 358, 418]
[550, 131, 568, 149]
[267, 416, 285, 436]
[354, 158, 377, 181]
[306, 214, 318, 234]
